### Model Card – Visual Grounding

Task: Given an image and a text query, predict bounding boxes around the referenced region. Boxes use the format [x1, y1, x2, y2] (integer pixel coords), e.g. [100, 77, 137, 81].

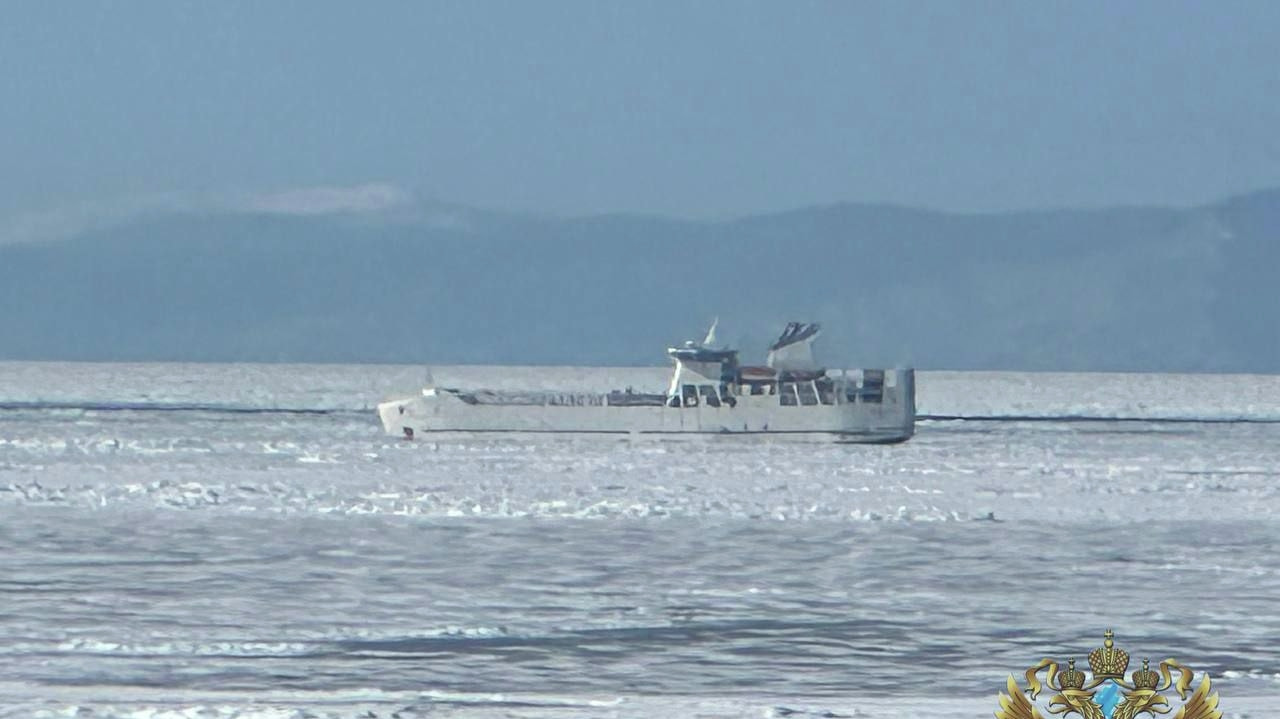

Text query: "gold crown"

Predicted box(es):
[1088, 629, 1130, 678]
[1059, 658, 1085, 689]
[1131, 658, 1159, 689]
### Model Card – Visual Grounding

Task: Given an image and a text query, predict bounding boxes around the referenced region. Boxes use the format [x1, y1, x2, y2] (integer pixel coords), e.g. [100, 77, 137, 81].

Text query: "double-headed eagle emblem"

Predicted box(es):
[995, 630, 1221, 719]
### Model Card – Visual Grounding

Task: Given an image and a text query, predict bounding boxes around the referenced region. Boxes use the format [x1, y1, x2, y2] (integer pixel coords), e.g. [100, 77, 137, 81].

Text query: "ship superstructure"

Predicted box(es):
[377, 322, 914, 442]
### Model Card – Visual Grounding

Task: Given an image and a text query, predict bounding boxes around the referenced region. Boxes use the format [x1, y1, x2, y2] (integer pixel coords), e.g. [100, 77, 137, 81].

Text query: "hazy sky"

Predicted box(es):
[3, 1, 1280, 226]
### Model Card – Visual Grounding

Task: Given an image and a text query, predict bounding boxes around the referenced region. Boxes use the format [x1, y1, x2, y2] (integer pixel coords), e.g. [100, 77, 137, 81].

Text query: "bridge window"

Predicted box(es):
[844, 381, 883, 404]
[816, 378, 836, 405]
[779, 383, 798, 406]
[681, 384, 698, 407]
[862, 370, 884, 403]
[796, 381, 818, 406]
[718, 383, 737, 408]
[700, 384, 721, 408]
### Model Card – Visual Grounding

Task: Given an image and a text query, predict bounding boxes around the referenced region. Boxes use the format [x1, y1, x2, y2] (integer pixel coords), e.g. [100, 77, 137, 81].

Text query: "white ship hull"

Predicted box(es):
[378, 369, 915, 443]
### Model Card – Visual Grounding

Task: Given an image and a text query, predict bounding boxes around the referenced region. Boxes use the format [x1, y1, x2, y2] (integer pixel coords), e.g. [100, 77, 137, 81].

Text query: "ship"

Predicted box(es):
[377, 322, 915, 443]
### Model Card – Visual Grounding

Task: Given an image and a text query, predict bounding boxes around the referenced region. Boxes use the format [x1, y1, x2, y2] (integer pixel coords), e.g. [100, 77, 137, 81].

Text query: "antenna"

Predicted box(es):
[702, 317, 719, 347]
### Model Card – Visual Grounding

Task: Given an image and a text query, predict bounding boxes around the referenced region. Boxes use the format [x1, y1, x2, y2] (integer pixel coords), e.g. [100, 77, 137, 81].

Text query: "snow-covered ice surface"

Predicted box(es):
[2, 363, 1279, 718]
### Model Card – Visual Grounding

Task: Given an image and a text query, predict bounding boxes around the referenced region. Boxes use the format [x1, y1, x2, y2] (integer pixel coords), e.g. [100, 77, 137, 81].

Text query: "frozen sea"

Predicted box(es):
[2, 363, 1279, 719]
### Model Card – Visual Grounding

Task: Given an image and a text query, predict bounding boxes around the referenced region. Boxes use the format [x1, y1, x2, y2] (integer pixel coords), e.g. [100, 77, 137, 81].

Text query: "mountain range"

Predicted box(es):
[3, 189, 1277, 372]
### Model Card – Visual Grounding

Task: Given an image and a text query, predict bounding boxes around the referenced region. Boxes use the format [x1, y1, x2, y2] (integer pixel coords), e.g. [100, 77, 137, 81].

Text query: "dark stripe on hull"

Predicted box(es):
[399, 427, 913, 442]
[921, 413, 1280, 425]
